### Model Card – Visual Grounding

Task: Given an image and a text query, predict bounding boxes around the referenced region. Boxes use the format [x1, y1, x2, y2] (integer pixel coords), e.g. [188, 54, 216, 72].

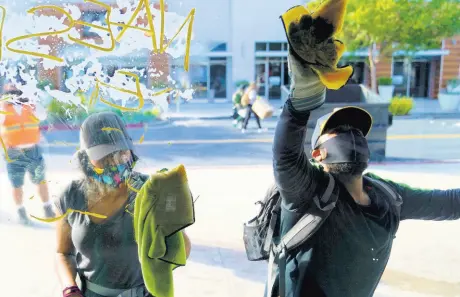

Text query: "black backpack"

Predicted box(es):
[243, 174, 402, 297]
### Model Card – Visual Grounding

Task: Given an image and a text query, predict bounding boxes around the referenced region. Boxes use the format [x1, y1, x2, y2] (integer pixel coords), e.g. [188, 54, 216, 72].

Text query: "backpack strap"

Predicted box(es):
[364, 176, 402, 215]
[272, 173, 338, 297]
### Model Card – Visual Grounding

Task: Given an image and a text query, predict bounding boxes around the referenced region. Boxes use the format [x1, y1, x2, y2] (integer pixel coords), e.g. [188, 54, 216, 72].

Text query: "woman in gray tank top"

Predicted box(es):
[54, 112, 192, 297]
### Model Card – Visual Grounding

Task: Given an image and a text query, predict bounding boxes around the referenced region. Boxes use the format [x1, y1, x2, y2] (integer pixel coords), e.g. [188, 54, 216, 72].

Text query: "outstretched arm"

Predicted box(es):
[386, 180, 460, 221]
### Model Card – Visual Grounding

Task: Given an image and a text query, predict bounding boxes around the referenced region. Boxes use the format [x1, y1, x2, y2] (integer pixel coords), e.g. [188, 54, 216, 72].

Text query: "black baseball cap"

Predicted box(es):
[311, 106, 373, 150]
[79, 111, 137, 161]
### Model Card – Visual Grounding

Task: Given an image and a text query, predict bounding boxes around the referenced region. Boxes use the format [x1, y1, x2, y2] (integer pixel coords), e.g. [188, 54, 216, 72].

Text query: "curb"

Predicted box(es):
[395, 113, 460, 120]
[39, 122, 147, 131]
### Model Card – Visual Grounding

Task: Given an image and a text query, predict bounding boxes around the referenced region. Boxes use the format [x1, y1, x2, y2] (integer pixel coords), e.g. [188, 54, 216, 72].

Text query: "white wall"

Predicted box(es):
[230, 0, 302, 84]
[167, 0, 231, 52]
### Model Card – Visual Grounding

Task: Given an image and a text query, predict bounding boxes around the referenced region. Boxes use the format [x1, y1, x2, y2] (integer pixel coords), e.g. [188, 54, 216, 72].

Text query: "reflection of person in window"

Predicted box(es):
[241, 82, 263, 133]
[54, 112, 191, 297]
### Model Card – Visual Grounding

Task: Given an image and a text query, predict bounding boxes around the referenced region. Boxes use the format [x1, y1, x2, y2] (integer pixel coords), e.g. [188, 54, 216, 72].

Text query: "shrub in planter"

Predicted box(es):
[438, 78, 460, 111]
[388, 96, 414, 116]
[46, 98, 87, 124]
[378, 77, 393, 85]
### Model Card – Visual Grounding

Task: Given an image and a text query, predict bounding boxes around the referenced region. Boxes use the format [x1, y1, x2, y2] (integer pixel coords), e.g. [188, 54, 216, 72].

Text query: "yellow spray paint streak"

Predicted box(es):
[101, 127, 122, 133]
[0, 135, 14, 163]
[29, 195, 34, 200]
[0, 96, 11, 102]
[0, 6, 5, 60]
[96, 71, 145, 112]
[160, 8, 195, 70]
[5, 5, 75, 62]
[0, 110, 13, 115]
[139, 134, 145, 144]
[29, 115, 40, 123]
[31, 208, 107, 223]
[68, 0, 115, 52]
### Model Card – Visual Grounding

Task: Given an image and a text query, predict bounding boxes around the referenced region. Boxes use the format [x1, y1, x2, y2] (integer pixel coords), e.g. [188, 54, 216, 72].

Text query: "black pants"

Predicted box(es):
[243, 104, 261, 129]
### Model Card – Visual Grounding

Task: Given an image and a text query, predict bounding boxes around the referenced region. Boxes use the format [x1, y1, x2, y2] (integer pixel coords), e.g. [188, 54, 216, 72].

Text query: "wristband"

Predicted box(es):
[63, 285, 83, 297]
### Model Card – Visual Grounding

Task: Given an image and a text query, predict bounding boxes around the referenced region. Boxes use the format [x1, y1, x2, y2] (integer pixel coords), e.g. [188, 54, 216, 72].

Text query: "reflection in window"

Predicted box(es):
[171, 65, 208, 99]
[210, 58, 227, 99]
[255, 42, 267, 51]
[269, 43, 282, 51]
[81, 10, 107, 38]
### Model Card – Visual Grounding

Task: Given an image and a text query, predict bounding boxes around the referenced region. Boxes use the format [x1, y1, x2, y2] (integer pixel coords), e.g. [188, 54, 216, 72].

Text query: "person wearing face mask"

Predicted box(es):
[268, 2, 460, 297]
[54, 111, 192, 297]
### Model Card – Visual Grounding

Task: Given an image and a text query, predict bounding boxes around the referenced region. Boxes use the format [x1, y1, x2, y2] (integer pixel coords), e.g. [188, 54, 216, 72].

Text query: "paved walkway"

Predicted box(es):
[164, 98, 460, 121]
[1, 164, 460, 297]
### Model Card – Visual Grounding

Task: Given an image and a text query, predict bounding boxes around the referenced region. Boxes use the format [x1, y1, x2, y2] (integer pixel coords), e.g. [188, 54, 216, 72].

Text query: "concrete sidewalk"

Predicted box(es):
[1, 164, 460, 297]
[164, 98, 460, 121]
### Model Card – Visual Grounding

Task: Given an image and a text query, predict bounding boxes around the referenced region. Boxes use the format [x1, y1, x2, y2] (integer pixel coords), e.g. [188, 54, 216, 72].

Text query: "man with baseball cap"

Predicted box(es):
[268, 1, 460, 297]
[0, 82, 54, 225]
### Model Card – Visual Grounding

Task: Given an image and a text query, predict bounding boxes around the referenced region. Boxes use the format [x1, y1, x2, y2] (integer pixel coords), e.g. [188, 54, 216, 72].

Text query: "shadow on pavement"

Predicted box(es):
[189, 244, 266, 284]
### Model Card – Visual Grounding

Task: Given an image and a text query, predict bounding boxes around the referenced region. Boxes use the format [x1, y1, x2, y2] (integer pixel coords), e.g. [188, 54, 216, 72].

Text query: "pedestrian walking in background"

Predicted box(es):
[232, 83, 248, 128]
[0, 83, 54, 225]
[241, 82, 264, 133]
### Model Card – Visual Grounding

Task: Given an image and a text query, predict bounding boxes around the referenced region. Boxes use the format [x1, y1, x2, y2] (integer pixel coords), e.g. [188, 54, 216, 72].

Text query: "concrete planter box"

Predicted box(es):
[378, 85, 395, 103]
[438, 93, 460, 111]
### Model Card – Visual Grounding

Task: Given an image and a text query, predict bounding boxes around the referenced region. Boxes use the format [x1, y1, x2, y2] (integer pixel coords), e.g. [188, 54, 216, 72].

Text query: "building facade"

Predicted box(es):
[11, 0, 459, 101]
[172, 0, 460, 101]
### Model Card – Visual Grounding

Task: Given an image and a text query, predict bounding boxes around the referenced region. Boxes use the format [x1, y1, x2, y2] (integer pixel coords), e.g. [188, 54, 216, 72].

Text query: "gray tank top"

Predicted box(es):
[55, 172, 148, 290]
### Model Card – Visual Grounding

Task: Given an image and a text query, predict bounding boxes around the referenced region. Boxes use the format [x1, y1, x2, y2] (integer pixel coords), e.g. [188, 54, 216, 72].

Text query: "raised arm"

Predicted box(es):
[391, 182, 460, 221]
[273, 100, 323, 211]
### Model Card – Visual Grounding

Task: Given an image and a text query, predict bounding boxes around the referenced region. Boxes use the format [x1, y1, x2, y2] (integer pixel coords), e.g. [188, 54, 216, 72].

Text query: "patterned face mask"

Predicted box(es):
[91, 162, 133, 188]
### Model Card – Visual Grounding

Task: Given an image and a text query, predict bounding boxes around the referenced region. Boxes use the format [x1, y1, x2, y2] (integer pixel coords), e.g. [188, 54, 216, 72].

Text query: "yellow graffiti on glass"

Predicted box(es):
[29, 195, 34, 200]
[139, 134, 145, 144]
[0, 96, 11, 102]
[31, 208, 107, 223]
[96, 71, 145, 112]
[68, 0, 115, 52]
[143, 2, 195, 71]
[0, 135, 14, 163]
[0, 6, 6, 60]
[5, 5, 75, 63]
[160, 8, 194, 71]
[29, 115, 40, 123]
[114, 0, 158, 53]
[159, 0, 165, 50]
[101, 127, 122, 133]
[88, 82, 100, 109]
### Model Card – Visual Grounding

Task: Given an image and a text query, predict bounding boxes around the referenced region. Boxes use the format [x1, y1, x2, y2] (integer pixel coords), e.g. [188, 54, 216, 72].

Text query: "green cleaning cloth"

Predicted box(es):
[133, 164, 195, 297]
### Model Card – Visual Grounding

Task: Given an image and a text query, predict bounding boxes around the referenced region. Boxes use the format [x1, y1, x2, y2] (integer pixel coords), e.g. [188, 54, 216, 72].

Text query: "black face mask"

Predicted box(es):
[317, 130, 370, 164]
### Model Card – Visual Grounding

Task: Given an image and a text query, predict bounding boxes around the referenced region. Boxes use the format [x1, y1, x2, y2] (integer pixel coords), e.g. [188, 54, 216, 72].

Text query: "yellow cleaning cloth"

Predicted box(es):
[281, 0, 353, 90]
[133, 164, 195, 297]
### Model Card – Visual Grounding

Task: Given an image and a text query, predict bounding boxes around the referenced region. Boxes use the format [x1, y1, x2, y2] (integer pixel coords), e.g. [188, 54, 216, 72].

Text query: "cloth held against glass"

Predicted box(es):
[280, 0, 353, 91]
[133, 164, 195, 297]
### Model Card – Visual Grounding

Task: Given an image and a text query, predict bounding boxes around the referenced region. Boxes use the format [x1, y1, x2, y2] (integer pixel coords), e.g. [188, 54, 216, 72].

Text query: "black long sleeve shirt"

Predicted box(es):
[272, 100, 460, 297]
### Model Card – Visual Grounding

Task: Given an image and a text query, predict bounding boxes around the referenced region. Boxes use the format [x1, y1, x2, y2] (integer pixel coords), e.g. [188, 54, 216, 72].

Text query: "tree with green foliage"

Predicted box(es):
[339, 0, 460, 95]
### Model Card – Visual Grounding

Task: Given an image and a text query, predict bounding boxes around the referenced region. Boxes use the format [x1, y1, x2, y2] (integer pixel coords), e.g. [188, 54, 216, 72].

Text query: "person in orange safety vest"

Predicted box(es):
[0, 83, 55, 225]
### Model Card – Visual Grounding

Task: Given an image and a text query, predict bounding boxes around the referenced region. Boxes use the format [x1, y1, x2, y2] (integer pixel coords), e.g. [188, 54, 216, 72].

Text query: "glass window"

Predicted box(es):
[393, 61, 405, 76]
[255, 42, 267, 51]
[210, 43, 227, 52]
[80, 10, 107, 38]
[210, 61, 227, 99]
[269, 43, 283, 51]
